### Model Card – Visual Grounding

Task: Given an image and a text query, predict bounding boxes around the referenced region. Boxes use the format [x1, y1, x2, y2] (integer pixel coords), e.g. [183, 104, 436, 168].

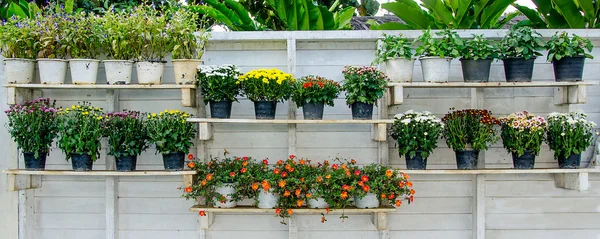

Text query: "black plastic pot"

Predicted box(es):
[460, 58, 492, 82]
[404, 151, 428, 170]
[71, 153, 93, 171]
[302, 102, 324, 120]
[503, 57, 536, 82]
[116, 155, 138, 171]
[512, 150, 536, 169]
[253, 100, 277, 119]
[209, 100, 233, 119]
[455, 150, 479, 170]
[558, 153, 581, 169]
[351, 102, 374, 120]
[23, 152, 47, 171]
[162, 152, 185, 171]
[553, 56, 585, 82]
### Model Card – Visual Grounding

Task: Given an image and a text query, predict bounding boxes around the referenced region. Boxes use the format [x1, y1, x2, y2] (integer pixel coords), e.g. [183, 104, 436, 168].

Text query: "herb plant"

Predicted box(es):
[145, 110, 196, 154]
[416, 29, 463, 58]
[292, 75, 341, 107]
[198, 64, 243, 103]
[499, 26, 545, 60]
[100, 8, 137, 60]
[0, 16, 39, 59]
[546, 32, 594, 62]
[34, 12, 69, 58]
[546, 112, 597, 159]
[461, 34, 499, 60]
[63, 12, 103, 58]
[500, 111, 547, 157]
[4, 98, 60, 157]
[237, 69, 295, 102]
[102, 111, 149, 158]
[373, 33, 413, 65]
[57, 102, 104, 161]
[129, 6, 171, 61]
[341, 65, 388, 106]
[168, 8, 209, 59]
[442, 109, 500, 151]
[390, 110, 444, 158]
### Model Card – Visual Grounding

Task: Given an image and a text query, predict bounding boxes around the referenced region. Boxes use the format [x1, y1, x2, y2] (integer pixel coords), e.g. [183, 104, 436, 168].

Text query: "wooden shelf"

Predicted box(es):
[189, 205, 396, 213]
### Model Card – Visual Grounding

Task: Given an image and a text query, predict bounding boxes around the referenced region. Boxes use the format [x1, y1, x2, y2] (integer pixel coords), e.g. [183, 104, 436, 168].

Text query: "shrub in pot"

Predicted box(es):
[198, 64, 243, 118]
[292, 75, 341, 120]
[5, 98, 59, 170]
[546, 32, 594, 82]
[146, 110, 196, 170]
[57, 103, 104, 171]
[499, 26, 545, 82]
[270, 156, 314, 223]
[64, 12, 103, 85]
[415, 29, 463, 82]
[373, 33, 414, 82]
[250, 157, 282, 210]
[237, 69, 295, 119]
[442, 109, 500, 170]
[353, 164, 414, 209]
[390, 110, 443, 169]
[130, 6, 171, 85]
[499, 111, 547, 169]
[34, 12, 69, 84]
[102, 111, 149, 171]
[317, 158, 358, 222]
[101, 9, 137, 85]
[301, 160, 331, 209]
[341, 66, 388, 120]
[459, 34, 499, 82]
[546, 112, 596, 169]
[0, 17, 39, 84]
[169, 8, 210, 85]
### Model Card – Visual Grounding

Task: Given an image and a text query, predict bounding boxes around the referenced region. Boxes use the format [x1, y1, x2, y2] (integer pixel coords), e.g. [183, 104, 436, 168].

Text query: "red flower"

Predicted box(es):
[275, 208, 281, 215]
[229, 172, 236, 177]
[187, 154, 194, 160]
[281, 171, 288, 178]
[289, 155, 296, 159]
[262, 159, 269, 164]
[199, 210, 206, 217]
[185, 186, 192, 193]
[332, 164, 339, 170]
[340, 191, 348, 199]
[361, 175, 369, 182]
[242, 156, 249, 161]
[363, 185, 370, 192]
[318, 82, 324, 88]
[241, 168, 247, 173]
[342, 184, 350, 191]
[354, 170, 361, 176]
[274, 168, 281, 174]
[325, 207, 330, 214]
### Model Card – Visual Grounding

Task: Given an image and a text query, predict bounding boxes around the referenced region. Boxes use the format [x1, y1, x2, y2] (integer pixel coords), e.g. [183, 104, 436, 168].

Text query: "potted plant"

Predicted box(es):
[146, 110, 196, 170]
[130, 6, 171, 85]
[390, 110, 444, 169]
[292, 75, 341, 120]
[198, 64, 243, 118]
[546, 32, 594, 82]
[237, 69, 295, 119]
[34, 12, 69, 84]
[353, 164, 414, 209]
[0, 17, 39, 84]
[4, 98, 59, 170]
[546, 112, 596, 169]
[442, 109, 500, 170]
[318, 158, 358, 222]
[302, 160, 330, 209]
[101, 8, 136, 85]
[271, 156, 310, 223]
[416, 29, 463, 82]
[460, 34, 499, 82]
[102, 111, 149, 171]
[341, 65, 388, 120]
[373, 33, 414, 82]
[251, 158, 282, 209]
[169, 8, 210, 85]
[499, 111, 547, 169]
[499, 26, 545, 82]
[57, 102, 104, 171]
[65, 12, 103, 84]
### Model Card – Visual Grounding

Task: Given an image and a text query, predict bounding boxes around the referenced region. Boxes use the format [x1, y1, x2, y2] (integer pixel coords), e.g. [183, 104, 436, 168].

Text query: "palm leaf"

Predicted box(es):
[382, 1, 434, 29]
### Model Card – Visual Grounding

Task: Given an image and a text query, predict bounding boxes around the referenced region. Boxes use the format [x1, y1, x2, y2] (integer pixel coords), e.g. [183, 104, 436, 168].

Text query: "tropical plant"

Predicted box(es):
[57, 102, 104, 161]
[63, 11, 103, 58]
[102, 111, 149, 158]
[390, 110, 444, 158]
[100, 8, 137, 60]
[499, 26, 545, 60]
[352, 164, 414, 207]
[198, 64, 243, 103]
[442, 108, 500, 151]
[415, 29, 463, 58]
[1, 0, 41, 20]
[500, 111, 547, 157]
[4, 98, 60, 157]
[145, 110, 196, 154]
[292, 75, 341, 107]
[168, 7, 209, 59]
[546, 32, 594, 62]
[461, 34, 499, 60]
[513, 0, 600, 29]
[341, 65, 388, 106]
[546, 112, 597, 159]
[318, 0, 380, 16]
[0, 16, 39, 59]
[237, 69, 296, 102]
[129, 5, 171, 61]
[372, 33, 413, 65]
[189, 0, 261, 31]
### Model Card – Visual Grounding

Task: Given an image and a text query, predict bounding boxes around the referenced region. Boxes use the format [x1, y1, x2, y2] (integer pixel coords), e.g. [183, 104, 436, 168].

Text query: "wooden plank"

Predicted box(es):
[3, 170, 196, 176]
[391, 85, 404, 105]
[473, 175, 485, 239]
[567, 85, 587, 104]
[182, 88, 196, 107]
[387, 81, 598, 88]
[188, 118, 394, 124]
[398, 168, 600, 175]
[3, 84, 196, 89]
[288, 215, 298, 239]
[288, 38, 298, 157]
[198, 122, 212, 141]
[18, 190, 34, 239]
[189, 205, 396, 213]
[106, 177, 117, 239]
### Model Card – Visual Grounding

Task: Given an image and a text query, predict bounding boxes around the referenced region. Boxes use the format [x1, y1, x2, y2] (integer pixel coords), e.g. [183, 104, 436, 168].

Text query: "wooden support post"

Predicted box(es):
[18, 190, 34, 239]
[472, 175, 485, 239]
[182, 88, 196, 107]
[198, 212, 214, 239]
[6, 87, 33, 105]
[553, 87, 568, 105]
[105, 89, 119, 239]
[6, 174, 41, 191]
[288, 214, 298, 239]
[373, 212, 389, 239]
[371, 123, 387, 142]
[555, 173, 589, 191]
[198, 122, 212, 141]
[568, 85, 587, 104]
[287, 38, 297, 156]
[183, 174, 195, 189]
[390, 85, 403, 105]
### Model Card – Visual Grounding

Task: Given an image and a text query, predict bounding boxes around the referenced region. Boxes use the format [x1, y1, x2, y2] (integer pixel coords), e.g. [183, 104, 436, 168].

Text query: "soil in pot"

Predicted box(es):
[351, 102, 374, 120]
[162, 152, 185, 171]
[302, 102, 324, 120]
[23, 152, 47, 171]
[71, 153, 93, 171]
[254, 100, 277, 119]
[404, 151, 428, 170]
[4, 58, 36, 84]
[354, 193, 379, 209]
[558, 153, 581, 169]
[38, 59, 68, 84]
[69, 59, 100, 84]
[116, 155, 137, 171]
[104, 60, 134, 85]
[460, 58, 492, 82]
[502, 57, 535, 82]
[257, 189, 279, 209]
[553, 56, 585, 82]
[385, 58, 414, 82]
[420, 57, 452, 82]
[213, 183, 237, 208]
[511, 150, 536, 169]
[210, 100, 233, 119]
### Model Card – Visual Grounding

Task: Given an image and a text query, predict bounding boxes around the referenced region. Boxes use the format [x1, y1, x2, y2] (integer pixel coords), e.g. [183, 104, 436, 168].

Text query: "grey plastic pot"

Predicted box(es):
[552, 56, 585, 82]
[502, 57, 536, 82]
[420, 57, 452, 82]
[460, 58, 492, 82]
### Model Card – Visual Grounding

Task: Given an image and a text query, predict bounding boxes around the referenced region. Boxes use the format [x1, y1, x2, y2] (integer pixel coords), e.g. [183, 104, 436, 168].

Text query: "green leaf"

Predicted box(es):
[479, 0, 515, 29]
[381, 1, 434, 29]
[531, 0, 569, 28]
[454, 0, 474, 26]
[494, 11, 520, 29]
[368, 21, 414, 30]
[318, 6, 335, 30]
[575, 0, 595, 21]
[288, 0, 299, 30]
[421, 0, 456, 28]
[334, 6, 354, 30]
[551, 0, 586, 28]
[224, 0, 254, 27]
[513, 4, 548, 28]
[7, 2, 27, 18]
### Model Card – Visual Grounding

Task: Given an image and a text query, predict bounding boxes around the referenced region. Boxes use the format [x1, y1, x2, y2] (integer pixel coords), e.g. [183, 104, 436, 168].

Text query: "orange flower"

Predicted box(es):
[387, 193, 395, 200]
[402, 172, 410, 179]
[361, 175, 369, 182]
[363, 185, 370, 192]
[399, 181, 405, 187]
[296, 199, 303, 207]
[326, 207, 330, 214]
[358, 181, 364, 187]
[229, 172, 236, 177]
[354, 170, 361, 176]
[252, 182, 259, 191]
[410, 189, 416, 195]
[342, 184, 350, 191]
[340, 191, 348, 199]
[281, 171, 288, 178]
[287, 209, 293, 215]
[199, 210, 206, 217]
[274, 168, 280, 174]
[409, 195, 414, 202]
[299, 159, 305, 165]
[242, 161, 248, 167]
[206, 174, 213, 181]
[332, 164, 339, 170]
[406, 181, 413, 187]
[288, 167, 295, 173]
[241, 168, 247, 173]
[300, 177, 305, 182]
[275, 208, 281, 215]
[325, 174, 331, 179]
[276, 160, 283, 165]
[321, 216, 326, 223]
[350, 159, 356, 164]
[185, 186, 192, 193]
[289, 155, 296, 159]
[341, 164, 347, 170]
[306, 193, 312, 198]
[279, 180, 286, 188]
[385, 169, 393, 178]
[284, 190, 291, 197]
[201, 180, 207, 186]
[381, 193, 386, 199]
[345, 170, 351, 176]
[295, 188, 302, 196]
[187, 162, 195, 169]
[395, 200, 402, 207]
[262, 180, 271, 191]
[187, 154, 194, 160]
[316, 176, 323, 183]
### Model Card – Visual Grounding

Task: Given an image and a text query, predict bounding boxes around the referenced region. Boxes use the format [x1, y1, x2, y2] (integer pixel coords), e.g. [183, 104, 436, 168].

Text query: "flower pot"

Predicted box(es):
[71, 153, 93, 171]
[307, 197, 329, 209]
[116, 155, 137, 171]
[502, 57, 535, 82]
[302, 101, 324, 120]
[37, 59, 68, 84]
[69, 59, 100, 84]
[455, 149, 479, 170]
[351, 102, 374, 120]
[558, 153, 581, 169]
[136, 61, 165, 85]
[511, 150, 536, 169]
[460, 58, 492, 82]
[213, 183, 237, 208]
[104, 60, 134, 85]
[4, 58, 36, 84]
[384, 58, 414, 82]
[172, 59, 202, 85]
[162, 152, 185, 171]
[420, 57, 452, 82]
[209, 100, 233, 119]
[257, 188, 279, 209]
[354, 193, 379, 209]
[253, 100, 277, 119]
[552, 56, 585, 82]
[404, 151, 427, 170]
[23, 152, 47, 171]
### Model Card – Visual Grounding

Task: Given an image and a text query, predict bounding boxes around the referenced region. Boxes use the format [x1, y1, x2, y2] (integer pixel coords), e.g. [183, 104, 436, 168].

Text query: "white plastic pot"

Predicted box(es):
[385, 58, 415, 82]
[354, 193, 379, 209]
[4, 58, 36, 84]
[420, 56, 453, 82]
[69, 59, 100, 84]
[307, 198, 329, 209]
[212, 183, 237, 208]
[37, 59, 68, 84]
[136, 61, 165, 85]
[104, 60, 134, 85]
[172, 59, 202, 85]
[257, 188, 279, 209]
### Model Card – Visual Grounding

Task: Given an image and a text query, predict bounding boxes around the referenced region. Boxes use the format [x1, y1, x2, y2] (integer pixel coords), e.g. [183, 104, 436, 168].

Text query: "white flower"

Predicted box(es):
[401, 118, 411, 124]
[424, 132, 428, 136]
[394, 113, 404, 119]
[561, 132, 566, 136]
[423, 111, 432, 115]
[404, 110, 415, 115]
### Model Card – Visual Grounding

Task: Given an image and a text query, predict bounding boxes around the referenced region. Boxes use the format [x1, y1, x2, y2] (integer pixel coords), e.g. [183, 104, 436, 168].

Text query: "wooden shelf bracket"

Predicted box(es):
[555, 172, 589, 191]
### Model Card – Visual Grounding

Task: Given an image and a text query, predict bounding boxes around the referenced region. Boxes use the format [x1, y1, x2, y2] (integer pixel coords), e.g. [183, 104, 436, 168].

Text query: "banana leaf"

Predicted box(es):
[381, 1, 434, 29]
[225, 0, 254, 28]
[532, 0, 570, 28]
[552, 0, 586, 28]
[368, 20, 414, 30]
[479, 0, 515, 29]
[334, 6, 354, 30]
[513, 4, 548, 28]
[421, 0, 456, 28]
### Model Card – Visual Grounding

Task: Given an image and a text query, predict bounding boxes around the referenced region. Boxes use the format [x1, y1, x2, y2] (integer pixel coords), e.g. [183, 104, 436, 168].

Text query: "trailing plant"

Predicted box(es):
[198, 64, 243, 103]
[237, 69, 295, 102]
[57, 102, 104, 161]
[372, 33, 413, 65]
[390, 110, 444, 158]
[63, 11, 103, 58]
[341, 65, 388, 106]
[102, 111, 149, 158]
[500, 111, 547, 157]
[499, 26, 545, 60]
[461, 34, 499, 60]
[415, 29, 463, 58]
[145, 110, 196, 154]
[353, 164, 414, 207]
[168, 7, 209, 59]
[100, 8, 137, 60]
[129, 5, 171, 61]
[4, 98, 59, 157]
[442, 108, 500, 151]
[292, 75, 341, 107]
[0, 16, 39, 59]
[514, 0, 600, 29]
[319, 158, 359, 221]
[546, 112, 597, 159]
[271, 156, 311, 223]
[546, 32, 594, 62]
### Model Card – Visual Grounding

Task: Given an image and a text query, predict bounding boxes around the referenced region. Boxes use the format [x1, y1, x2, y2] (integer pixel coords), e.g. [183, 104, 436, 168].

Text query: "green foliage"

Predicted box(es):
[198, 64, 243, 103]
[415, 29, 463, 58]
[145, 110, 196, 154]
[0, 0, 42, 20]
[546, 112, 597, 159]
[102, 111, 149, 158]
[128, 5, 171, 61]
[5, 98, 60, 157]
[100, 7, 136, 60]
[353, 164, 412, 206]
[263, 0, 354, 30]
[189, 0, 260, 31]
[168, 7, 209, 59]
[292, 75, 341, 107]
[57, 102, 104, 161]
[546, 32, 594, 62]
[460, 34, 499, 60]
[499, 26, 545, 60]
[33, 12, 69, 58]
[63, 12, 103, 58]
[442, 108, 500, 151]
[318, 0, 380, 16]
[390, 110, 444, 159]
[237, 69, 296, 102]
[342, 65, 388, 106]
[499, 111, 547, 157]
[372, 33, 413, 65]
[514, 0, 600, 29]
[0, 16, 39, 59]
